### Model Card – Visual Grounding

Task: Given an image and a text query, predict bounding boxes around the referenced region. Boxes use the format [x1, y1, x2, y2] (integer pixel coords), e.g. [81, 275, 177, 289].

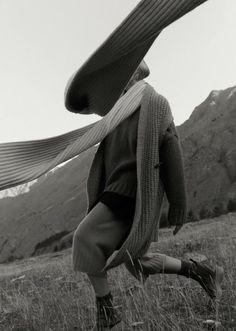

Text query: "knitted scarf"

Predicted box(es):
[0, 0, 208, 192]
[0, 82, 146, 191]
[65, 0, 208, 115]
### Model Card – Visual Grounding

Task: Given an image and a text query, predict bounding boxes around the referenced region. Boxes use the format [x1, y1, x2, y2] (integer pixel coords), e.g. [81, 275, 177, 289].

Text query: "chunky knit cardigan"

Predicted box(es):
[86, 83, 180, 272]
[0, 0, 205, 273]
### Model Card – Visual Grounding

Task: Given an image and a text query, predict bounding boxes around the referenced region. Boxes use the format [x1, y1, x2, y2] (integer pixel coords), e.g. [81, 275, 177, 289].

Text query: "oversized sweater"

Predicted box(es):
[98, 106, 186, 224]
[91, 107, 186, 228]
[85, 83, 187, 272]
[102, 107, 140, 199]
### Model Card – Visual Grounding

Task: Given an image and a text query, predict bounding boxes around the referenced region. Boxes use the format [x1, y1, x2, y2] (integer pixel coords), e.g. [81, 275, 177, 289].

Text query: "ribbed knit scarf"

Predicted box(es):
[65, 0, 208, 115]
[0, 0, 208, 192]
[0, 82, 146, 191]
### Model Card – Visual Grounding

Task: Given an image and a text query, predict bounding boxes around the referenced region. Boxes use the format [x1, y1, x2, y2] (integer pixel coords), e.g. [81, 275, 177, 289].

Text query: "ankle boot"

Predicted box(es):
[187, 258, 224, 300]
[92, 292, 122, 330]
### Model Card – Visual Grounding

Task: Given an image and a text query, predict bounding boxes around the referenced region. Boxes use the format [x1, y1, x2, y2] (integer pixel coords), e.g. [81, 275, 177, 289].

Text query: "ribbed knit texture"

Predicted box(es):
[99, 110, 186, 221]
[0, 0, 207, 191]
[0, 82, 146, 191]
[85, 84, 176, 272]
[102, 107, 140, 199]
[65, 0, 208, 115]
[0, 0, 207, 274]
[159, 122, 187, 225]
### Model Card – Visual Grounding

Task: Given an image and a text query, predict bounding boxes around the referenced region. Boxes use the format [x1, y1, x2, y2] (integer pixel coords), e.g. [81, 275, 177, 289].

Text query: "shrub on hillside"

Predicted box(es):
[199, 206, 213, 220]
[212, 202, 226, 218]
[187, 210, 199, 223]
[227, 199, 236, 212]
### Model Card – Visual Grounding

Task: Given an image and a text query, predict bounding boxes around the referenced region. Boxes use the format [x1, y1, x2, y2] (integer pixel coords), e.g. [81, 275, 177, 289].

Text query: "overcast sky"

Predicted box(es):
[0, 0, 236, 142]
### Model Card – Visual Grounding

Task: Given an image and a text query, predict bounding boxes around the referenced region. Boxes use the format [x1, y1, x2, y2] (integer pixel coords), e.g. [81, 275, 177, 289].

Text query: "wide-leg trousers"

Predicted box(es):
[72, 202, 132, 274]
[72, 201, 166, 277]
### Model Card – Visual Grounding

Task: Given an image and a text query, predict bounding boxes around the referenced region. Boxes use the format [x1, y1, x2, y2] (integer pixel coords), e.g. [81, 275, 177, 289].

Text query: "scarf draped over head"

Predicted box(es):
[65, 0, 208, 116]
[0, 0, 208, 191]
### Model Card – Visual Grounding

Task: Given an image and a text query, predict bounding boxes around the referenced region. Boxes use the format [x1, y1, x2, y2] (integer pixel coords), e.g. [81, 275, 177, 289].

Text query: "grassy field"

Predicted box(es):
[0, 213, 235, 331]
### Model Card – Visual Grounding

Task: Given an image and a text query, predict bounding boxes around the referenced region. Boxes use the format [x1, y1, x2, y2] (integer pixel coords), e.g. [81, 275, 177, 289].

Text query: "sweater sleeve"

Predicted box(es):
[159, 121, 187, 226]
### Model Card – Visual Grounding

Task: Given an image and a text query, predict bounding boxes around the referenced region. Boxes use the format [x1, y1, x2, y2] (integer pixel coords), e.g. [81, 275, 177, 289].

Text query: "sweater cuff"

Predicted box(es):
[168, 205, 187, 226]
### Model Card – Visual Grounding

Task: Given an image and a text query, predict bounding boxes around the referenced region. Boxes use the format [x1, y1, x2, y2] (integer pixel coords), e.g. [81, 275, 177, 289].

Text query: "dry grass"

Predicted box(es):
[0, 213, 235, 331]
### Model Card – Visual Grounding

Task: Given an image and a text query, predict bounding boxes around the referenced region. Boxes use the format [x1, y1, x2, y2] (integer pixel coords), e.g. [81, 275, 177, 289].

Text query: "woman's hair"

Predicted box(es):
[135, 60, 150, 81]
[124, 60, 150, 93]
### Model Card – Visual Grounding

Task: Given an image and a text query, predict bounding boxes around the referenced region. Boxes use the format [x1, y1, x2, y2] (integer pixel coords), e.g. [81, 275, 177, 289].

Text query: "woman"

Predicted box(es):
[71, 61, 224, 330]
[0, 1, 222, 330]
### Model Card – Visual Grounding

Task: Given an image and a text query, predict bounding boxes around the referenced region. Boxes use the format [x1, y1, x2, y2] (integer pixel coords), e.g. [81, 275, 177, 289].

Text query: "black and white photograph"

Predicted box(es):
[0, 0, 235, 330]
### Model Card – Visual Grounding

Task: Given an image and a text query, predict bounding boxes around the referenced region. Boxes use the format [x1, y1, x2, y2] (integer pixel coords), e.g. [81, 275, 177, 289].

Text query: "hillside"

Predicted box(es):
[0, 148, 95, 262]
[179, 85, 236, 215]
[0, 214, 235, 331]
[0, 85, 235, 263]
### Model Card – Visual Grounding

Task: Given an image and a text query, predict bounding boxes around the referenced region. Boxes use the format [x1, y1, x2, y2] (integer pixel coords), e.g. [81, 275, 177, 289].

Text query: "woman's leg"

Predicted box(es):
[72, 201, 132, 327]
[125, 252, 180, 279]
[87, 273, 110, 298]
[125, 253, 224, 300]
[72, 202, 132, 275]
[141, 254, 181, 274]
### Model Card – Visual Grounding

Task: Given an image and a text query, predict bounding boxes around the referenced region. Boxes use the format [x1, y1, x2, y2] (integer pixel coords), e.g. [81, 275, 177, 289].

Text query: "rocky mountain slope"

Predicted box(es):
[0, 85, 235, 263]
[178, 85, 236, 214]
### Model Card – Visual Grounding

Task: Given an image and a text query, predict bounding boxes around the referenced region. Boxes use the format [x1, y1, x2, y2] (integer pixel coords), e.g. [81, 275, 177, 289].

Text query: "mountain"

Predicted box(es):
[0, 86, 235, 263]
[0, 148, 95, 262]
[178, 85, 236, 215]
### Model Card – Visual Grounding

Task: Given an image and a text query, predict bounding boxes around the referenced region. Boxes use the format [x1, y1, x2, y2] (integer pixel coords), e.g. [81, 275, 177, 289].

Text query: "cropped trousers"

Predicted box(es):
[72, 198, 166, 277]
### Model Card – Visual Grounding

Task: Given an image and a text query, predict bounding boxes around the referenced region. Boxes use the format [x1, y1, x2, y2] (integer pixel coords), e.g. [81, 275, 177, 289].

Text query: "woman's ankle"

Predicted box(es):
[95, 290, 111, 299]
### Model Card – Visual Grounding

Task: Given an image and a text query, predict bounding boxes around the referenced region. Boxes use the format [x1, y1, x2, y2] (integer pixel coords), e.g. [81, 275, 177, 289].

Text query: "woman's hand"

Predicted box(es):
[168, 205, 186, 236]
[173, 224, 183, 236]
